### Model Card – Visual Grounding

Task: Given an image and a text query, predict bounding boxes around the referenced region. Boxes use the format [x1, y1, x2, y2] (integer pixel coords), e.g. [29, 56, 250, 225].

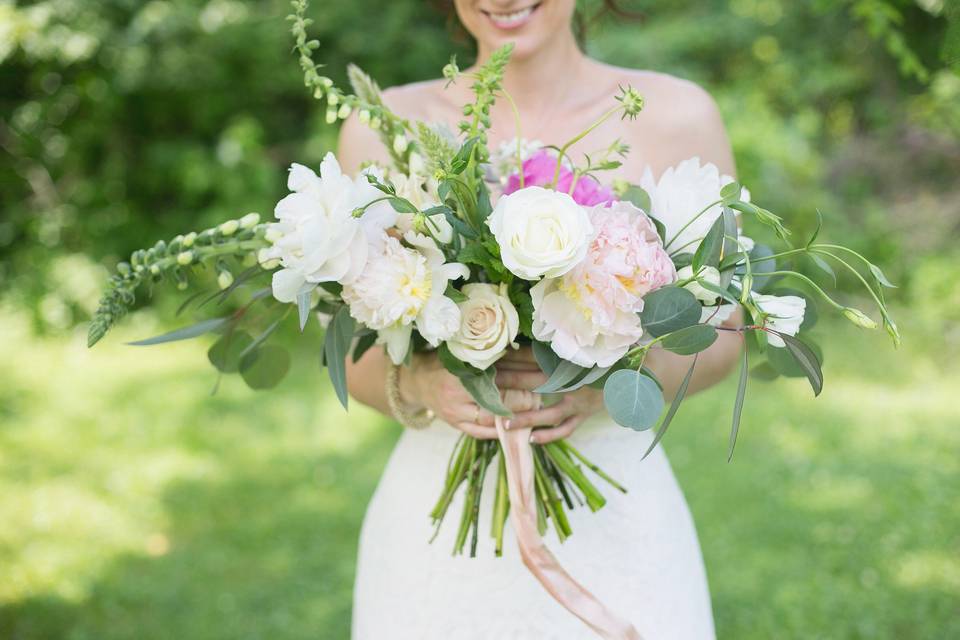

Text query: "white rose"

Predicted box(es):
[677, 265, 722, 304]
[487, 186, 593, 280]
[447, 283, 520, 370]
[754, 293, 806, 347]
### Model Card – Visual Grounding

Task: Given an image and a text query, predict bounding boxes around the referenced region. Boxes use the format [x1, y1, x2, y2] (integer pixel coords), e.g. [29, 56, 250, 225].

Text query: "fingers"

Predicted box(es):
[530, 415, 582, 444]
[505, 400, 574, 430]
[498, 346, 537, 366]
[455, 422, 500, 440]
[495, 369, 548, 391]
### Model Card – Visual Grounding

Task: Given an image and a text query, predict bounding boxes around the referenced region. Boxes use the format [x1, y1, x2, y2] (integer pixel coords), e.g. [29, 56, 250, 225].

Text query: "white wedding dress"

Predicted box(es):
[352, 411, 716, 639]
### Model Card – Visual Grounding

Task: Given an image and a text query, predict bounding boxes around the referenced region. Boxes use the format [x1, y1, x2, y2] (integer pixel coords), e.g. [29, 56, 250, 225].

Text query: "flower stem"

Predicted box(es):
[551, 105, 622, 188]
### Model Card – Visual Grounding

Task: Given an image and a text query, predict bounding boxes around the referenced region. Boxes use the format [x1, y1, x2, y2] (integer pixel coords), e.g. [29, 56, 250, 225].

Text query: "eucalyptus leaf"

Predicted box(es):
[532, 340, 561, 376]
[640, 287, 702, 337]
[621, 185, 652, 213]
[323, 306, 356, 409]
[554, 366, 610, 393]
[535, 359, 587, 393]
[352, 332, 378, 363]
[128, 317, 228, 346]
[750, 361, 780, 381]
[208, 331, 254, 373]
[692, 214, 724, 271]
[767, 340, 824, 378]
[603, 369, 664, 431]
[460, 368, 511, 417]
[643, 357, 697, 460]
[661, 324, 718, 356]
[239, 345, 291, 390]
[720, 181, 741, 204]
[297, 289, 312, 332]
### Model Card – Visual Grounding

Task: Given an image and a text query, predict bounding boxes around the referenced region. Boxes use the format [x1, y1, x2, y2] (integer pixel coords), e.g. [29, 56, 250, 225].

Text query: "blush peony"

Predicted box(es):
[531, 201, 676, 367]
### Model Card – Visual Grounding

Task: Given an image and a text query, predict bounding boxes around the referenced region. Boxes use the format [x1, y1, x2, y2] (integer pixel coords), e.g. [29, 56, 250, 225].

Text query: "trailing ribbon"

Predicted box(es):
[495, 389, 643, 640]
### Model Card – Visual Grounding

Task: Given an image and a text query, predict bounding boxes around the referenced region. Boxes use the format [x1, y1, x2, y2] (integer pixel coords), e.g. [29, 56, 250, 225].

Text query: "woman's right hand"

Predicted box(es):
[399, 352, 500, 439]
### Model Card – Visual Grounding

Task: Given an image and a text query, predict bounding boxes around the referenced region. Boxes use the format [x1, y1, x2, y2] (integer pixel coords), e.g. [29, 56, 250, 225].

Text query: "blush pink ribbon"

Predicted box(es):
[495, 389, 643, 640]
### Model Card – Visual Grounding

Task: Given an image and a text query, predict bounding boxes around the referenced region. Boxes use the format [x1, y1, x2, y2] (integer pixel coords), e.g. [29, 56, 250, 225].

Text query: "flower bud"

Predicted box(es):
[617, 86, 645, 119]
[327, 92, 339, 106]
[176, 251, 194, 266]
[218, 219, 240, 236]
[319, 76, 333, 89]
[369, 116, 381, 130]
[393, 134, 408, 154]
[358, 109, 371, 124]
[337, 104, 352, 120]
[149, 264, 161, 275]
[217, 269, 234, 290]
[313, 87, 325, 100]
[153, 240, 167, 254]
[182, 232, 197, 248]
[265, 228, 284, 243]
[325, 108, 337, 124]
[241, 253, 257, 267]
[117, 262, 131, 276]
[842, 307, 878, 329]
[239, 212, 260, 229]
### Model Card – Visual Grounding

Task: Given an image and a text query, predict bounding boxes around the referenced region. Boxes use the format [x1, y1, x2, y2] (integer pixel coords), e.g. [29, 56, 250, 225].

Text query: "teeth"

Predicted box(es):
[489, 6, 534, 24]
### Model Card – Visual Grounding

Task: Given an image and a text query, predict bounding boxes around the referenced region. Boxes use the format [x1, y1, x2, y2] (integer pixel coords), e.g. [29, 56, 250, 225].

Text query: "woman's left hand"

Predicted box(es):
[495, 364, 604, 444]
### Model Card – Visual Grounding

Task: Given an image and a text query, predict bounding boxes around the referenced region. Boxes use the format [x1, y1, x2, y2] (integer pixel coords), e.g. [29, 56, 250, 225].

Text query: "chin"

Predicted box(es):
[457, 0, 575, 57]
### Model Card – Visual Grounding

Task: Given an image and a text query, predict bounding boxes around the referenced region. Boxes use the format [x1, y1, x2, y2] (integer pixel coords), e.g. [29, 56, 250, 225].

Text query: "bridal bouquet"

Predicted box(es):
[88, 0, 897, 633]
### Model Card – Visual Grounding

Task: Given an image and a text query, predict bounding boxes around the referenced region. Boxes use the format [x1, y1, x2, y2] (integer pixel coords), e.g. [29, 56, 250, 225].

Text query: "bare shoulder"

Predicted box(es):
[593, 62, 734, 175]
[380, 78, 458, 120]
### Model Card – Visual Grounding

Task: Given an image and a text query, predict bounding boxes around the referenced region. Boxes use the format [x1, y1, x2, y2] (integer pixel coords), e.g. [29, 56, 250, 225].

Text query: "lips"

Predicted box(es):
[480, 2, 542, 30]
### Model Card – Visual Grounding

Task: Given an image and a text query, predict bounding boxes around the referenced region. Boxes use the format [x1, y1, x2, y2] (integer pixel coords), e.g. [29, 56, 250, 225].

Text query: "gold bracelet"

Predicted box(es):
[385, 363, 434, 430]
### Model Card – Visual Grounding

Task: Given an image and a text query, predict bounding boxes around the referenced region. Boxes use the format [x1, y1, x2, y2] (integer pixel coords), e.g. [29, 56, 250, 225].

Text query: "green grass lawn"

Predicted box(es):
[0, 305, 957, 639]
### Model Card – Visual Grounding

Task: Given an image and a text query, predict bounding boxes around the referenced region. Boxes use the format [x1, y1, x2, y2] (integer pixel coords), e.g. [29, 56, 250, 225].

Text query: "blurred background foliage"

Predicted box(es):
[1, 1, 959, 639]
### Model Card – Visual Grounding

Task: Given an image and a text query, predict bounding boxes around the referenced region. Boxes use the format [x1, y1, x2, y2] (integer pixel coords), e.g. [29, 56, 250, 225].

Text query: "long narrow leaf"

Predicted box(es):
[128, 317, 228, 346]
[643, 356, 698, 460]
[323, 306, 355, 409]
[728, 343, 749, 462]
[534, 359, 586, 393]
[778, 332, 824, 396]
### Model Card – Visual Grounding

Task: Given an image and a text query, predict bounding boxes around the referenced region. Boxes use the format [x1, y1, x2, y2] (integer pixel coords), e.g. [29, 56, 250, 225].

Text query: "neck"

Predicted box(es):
[474, 32, 586, 110]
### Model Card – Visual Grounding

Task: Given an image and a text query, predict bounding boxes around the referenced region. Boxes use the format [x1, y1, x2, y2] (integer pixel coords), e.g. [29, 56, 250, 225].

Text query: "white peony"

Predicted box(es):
[754, 293, 806, 347]
[487, 186, 593, 281]
[447, 283, 520, 370]
[639, 157, 749, 255]
[677, 264, 722, 304]
[261, 154, 396, 303]
[342, 232, 468, 364]
[531, 277, 644, 368]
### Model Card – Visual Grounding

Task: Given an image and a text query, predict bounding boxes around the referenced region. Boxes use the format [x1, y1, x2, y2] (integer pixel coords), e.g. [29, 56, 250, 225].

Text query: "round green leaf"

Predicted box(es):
[239, 345, 291, 390]
[603, 369, 664, 431]
[640, 287, 702, 338]
[661, 324, 718, 356]
[208, 331, 253, 373]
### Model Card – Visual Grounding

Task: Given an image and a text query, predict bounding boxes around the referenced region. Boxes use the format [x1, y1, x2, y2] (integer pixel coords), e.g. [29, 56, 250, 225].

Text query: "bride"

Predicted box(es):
[341, 1, 742, 638]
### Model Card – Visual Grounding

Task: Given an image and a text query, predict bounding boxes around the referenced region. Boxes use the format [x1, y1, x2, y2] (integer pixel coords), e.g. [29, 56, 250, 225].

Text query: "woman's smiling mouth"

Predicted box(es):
[480, 2, 542, 30]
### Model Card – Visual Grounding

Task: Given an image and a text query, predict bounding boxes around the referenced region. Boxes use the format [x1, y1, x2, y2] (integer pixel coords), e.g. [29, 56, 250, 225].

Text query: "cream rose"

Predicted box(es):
[487, 186, 593, 280]
[447, 283, 520, 370]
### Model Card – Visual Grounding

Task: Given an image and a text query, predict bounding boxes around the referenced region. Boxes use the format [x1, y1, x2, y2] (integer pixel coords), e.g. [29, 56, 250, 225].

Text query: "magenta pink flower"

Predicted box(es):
[504, 150, 616, 206]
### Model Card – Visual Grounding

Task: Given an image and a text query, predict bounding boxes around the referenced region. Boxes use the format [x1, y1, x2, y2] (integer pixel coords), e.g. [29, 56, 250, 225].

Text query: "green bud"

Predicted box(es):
[149, 264, 161, 275]
[196, 229, 214, 245]
[337, 104, 352, 120]
[217, 269, 234, 290]
[241, 252, 257, 267]
[182, 232, 197, 248]
[153, 240, 167, 254]
[313, 87, 325, 100]
[218, 219, 240, 236]
[327, 92, 339, 106]
[393, 134, 409, 154]
[358, 109, 371, 124]
[117, 262, 131, 276]
[173, 268, 188, 290]
[369, 116, 382, 130]
[326, 108, 337, 124]
[176, 251, 194, 266]
[617, 85, 645, 119]
[842, 307, 878, 330]
[239, 212, 260, 229]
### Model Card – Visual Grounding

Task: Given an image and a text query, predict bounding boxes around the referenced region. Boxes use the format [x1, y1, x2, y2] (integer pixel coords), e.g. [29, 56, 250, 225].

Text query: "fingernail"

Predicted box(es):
[529, 433, 537, 444]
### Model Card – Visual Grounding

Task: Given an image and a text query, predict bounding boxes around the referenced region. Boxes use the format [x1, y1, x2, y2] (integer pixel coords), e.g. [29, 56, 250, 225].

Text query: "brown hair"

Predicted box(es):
[433, 1, 646, 48]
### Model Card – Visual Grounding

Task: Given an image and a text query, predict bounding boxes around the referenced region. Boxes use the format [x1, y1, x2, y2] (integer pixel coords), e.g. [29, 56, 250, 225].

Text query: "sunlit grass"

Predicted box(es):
[0, 306, 957, 639]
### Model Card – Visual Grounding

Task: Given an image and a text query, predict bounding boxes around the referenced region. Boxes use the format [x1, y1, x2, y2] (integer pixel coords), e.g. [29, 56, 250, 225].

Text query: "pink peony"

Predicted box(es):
[531, 200, 676, 367]
[504, 150, 616, 207]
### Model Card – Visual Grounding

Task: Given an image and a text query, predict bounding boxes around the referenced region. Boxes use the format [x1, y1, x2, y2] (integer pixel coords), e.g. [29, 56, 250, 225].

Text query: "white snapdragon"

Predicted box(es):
[447, 283, 520, 370]
[487, 186, 593, 280]
[260, 154, 396, 303]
